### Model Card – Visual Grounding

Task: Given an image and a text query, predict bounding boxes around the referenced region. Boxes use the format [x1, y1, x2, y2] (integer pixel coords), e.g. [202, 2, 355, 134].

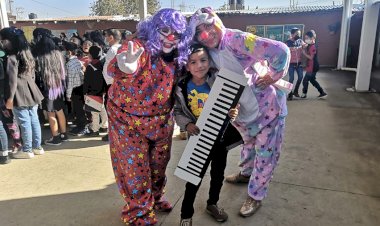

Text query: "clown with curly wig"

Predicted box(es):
[106, 8, 191, 225]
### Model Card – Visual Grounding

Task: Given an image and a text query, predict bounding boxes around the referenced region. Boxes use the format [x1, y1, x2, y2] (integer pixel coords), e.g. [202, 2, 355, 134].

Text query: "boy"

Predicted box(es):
[175, 44, 242, 225]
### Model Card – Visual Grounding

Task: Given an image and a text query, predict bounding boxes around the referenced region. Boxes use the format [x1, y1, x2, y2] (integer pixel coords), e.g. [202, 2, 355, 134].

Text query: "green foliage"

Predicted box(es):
[90, 0, 160, 16]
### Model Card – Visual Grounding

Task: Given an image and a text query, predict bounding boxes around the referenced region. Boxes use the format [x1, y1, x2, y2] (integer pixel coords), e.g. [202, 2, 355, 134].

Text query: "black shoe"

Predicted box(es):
[99, 127, 108, 133]
[60, 133, 69, 142]
[45, 135, 62, 146]
[70, 127, 89, 136]
[87, 130, 99, 137]
[287, 92, 293, 101]
[0, 155, 11, 164]
[318, 92, 328, 99]
[293, 92, 300, 97]
[101, 134, 109, 141]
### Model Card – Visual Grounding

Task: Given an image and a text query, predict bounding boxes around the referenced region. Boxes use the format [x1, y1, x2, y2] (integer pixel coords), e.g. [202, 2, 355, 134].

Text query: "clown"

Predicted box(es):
[107, 9, 191, 225]
[189, 7, 290, 219]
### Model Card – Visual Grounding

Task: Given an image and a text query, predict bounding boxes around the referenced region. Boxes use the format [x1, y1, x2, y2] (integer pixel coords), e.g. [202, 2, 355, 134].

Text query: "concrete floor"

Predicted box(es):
[0, 69, 380, 226]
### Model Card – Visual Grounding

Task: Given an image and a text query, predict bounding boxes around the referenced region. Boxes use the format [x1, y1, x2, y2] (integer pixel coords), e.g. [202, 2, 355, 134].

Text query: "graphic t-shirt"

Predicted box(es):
[187, 80, 210, 118]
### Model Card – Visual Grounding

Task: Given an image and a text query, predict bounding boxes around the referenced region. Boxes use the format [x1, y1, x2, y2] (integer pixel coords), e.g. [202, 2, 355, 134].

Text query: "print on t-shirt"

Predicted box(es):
[187, 80, 211, 118]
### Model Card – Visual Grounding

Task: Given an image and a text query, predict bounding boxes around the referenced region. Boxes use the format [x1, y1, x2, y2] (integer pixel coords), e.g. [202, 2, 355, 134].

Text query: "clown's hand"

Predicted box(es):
[253, 61, 275, 89]
[116, 41, 144, 74]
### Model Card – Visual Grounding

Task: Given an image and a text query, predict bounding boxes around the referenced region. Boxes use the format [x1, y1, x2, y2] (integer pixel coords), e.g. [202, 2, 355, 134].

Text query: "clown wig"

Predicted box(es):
[137, 8, 192, 66]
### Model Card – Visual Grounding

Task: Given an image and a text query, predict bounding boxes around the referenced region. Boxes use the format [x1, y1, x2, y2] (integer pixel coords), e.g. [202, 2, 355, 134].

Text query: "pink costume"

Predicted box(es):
[191, 8, 290, 201]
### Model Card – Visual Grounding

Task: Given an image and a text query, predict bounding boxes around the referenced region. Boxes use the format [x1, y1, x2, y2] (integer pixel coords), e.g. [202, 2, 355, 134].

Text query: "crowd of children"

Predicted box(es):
[0, 26, 133, 164]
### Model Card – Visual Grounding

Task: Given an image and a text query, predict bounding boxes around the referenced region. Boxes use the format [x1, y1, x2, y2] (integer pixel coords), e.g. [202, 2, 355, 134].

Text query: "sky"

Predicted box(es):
[11, 0, 362, 19]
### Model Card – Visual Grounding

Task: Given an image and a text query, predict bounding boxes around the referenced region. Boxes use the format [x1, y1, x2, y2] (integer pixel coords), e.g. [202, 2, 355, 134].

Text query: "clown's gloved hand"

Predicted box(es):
[116, 41, 144, 74]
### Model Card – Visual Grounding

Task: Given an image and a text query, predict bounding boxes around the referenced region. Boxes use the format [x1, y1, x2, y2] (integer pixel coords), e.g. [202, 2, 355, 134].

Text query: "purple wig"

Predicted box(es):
[137, 8, 192, 66]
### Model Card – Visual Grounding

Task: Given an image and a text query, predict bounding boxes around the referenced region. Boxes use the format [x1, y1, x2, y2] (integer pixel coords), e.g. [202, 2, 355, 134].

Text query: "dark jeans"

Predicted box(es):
[302, 72, 325, 94]
[180, 123, 242, 219]
[288, 63, 303, 94]
[71, 93, 86, 129]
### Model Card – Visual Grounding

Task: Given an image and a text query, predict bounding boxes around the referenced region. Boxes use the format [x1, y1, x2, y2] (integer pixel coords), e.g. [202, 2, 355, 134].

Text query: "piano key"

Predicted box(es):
[215, 103, 230, 111]
[220, 93, 235, 101]
[216, 97, 233, 105]
[219, 89, 236, 99]
[187, 165, 201, 175]
[221, 87, 238, 96]
[198, 137, 214, 147]
[197, 140, 214, 151]
[224, 82, 241, 90]
[205, 123, 220, 133]
[210, 112, 226, 121]
[174, 167, 202, 185]
[194, 147, 210, 156]
[193, 151, 208, 160]
[211, 107, 228, 116]
[207, 118, 223, 127]
[200, 130, 217, 141]
[189, 160, 203, 171]
[189, 154, 206, 164]
[203, 128, 219, 137]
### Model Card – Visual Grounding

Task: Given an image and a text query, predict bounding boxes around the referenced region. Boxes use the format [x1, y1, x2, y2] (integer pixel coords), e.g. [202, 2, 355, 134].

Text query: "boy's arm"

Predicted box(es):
[66, 63, 74, 99]
[174, 95, 194, 132]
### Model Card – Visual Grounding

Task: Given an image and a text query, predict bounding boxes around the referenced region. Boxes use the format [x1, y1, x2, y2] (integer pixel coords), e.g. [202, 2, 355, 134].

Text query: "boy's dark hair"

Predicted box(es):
[103, 29, 122, 41]
[89, 45, 102, 59]
[290, 27, 300, 34]
[189, 43, 209, 56]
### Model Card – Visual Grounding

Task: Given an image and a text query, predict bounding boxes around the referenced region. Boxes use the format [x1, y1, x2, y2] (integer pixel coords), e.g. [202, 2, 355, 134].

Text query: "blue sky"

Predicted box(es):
[12, 0, 360, 19]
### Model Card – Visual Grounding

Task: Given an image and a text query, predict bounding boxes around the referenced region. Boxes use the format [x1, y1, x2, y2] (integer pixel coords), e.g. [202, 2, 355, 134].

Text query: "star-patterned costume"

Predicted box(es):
[215, 30, 290, 201]
[191, 8, 290, 201]
[107, 39, 176, 225]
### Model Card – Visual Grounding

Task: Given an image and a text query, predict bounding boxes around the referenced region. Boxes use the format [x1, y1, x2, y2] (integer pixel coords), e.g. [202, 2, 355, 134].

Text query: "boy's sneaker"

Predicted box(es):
[301, 93, 307, 99]
[180, 218, 192, 226]
[33, 147, 45, 155]
[45, 135, 62, 146]
[293, 92, 300, 98]
[318, 92, 328, 99]
[206, 204, 228, 222]
[60, 133, 69, 142]
[12, 150, 34, 159]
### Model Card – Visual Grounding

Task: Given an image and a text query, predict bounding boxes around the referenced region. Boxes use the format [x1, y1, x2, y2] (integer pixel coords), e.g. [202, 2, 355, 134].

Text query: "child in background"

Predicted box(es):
[0, 49, 9, 164]
[285, 27, 305, 100]
[174, 44, 242, 225]
[301, 30, 327, 99]
[0, 27, 44, 159]
[83, 46, 107, 136]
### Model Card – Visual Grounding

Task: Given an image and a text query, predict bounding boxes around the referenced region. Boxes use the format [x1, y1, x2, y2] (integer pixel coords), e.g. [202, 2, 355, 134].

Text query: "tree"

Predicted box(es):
[90, 0, 160, 16]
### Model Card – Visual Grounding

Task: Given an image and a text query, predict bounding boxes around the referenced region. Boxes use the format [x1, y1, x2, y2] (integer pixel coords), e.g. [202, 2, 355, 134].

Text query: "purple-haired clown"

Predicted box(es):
[106, 9, 191, 225]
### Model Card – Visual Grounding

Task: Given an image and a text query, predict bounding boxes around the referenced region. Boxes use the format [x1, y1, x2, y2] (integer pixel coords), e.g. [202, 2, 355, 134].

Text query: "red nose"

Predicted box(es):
[167, 34, 175, 41]
[199, 31, 209, 40]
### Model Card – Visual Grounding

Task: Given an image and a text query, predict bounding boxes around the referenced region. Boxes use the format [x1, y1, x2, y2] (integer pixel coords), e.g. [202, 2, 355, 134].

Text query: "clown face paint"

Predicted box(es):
[158, 27, 180, 54]
[195, 23, 222, 49]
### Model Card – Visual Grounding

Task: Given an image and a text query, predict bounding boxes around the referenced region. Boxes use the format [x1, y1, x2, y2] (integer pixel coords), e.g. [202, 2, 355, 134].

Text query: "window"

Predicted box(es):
[246, 24, 304, 42]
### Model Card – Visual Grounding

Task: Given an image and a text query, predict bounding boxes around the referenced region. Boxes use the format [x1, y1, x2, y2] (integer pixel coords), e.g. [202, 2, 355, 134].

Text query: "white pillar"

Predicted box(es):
[0, 0, 9, 29]
[139, 0, 147, 20]
[355, 0, 380, 91]
[337, 0, 353, 69]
